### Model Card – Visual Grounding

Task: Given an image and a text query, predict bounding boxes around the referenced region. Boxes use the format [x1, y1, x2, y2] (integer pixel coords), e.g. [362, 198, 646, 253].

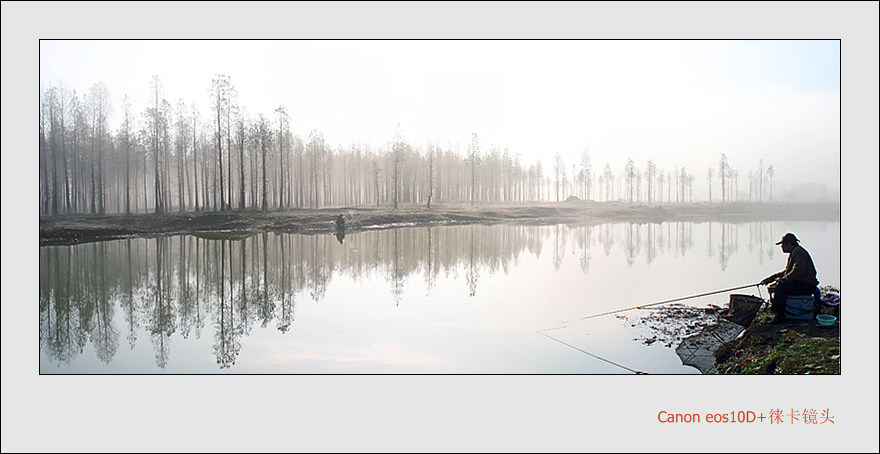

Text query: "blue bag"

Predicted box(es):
[784, 295, 815, 320]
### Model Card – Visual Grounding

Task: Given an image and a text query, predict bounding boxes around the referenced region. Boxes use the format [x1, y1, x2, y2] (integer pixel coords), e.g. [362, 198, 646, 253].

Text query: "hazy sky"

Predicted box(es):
[40, 40, 840, 198]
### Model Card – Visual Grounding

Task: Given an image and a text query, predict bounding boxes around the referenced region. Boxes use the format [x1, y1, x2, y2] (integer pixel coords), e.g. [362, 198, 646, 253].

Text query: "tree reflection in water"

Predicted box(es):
[40, 221, 770, 369]
[149, 237, 175, 368]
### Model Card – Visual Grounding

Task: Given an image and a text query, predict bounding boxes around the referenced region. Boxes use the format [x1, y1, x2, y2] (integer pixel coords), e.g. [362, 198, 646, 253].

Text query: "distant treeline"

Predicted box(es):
[39, 75, 776, 216]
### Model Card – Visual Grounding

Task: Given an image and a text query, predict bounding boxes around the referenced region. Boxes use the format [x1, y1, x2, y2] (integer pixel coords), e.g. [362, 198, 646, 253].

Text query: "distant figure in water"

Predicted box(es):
[760, 233, 819, 324]
[335, 213, 345, 231]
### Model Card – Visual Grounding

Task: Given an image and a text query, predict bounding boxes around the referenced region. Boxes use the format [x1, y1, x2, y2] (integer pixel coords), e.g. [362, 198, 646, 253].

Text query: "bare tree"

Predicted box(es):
[192, 103, 200, 212]
[306, 130, 324, 209]
[580, 149, 592, 201]
[148, 76, 164, 213]
[603, 164, 614, 202]
[237, 109, 249, 210]
[646, 160, 657, 204]
[274, 106, 290, 210]
[468, 133, 480, 205]
[392, 129, 406, 210]
[553, 153, 565, 202]
[226, 84, 237, 210]
[55, 84, 73, 213]
[44, 88, 61, 215]
[373, 159, 381, 207]
[39, 92, 50, 214]
[719, 154, 729, 204]
[121, 95, 133, 214]
[160, 99, 172, 212]
[293, 135, 305, 208]
[426, 140, 434, 209]
[680, 167, 688, 204]
[707, 167, 714, 203]
[258, 115, 271, 211]
[211, 74, 231, 211]
[89, 81, 112, 214]
[624, 157, 636, 204]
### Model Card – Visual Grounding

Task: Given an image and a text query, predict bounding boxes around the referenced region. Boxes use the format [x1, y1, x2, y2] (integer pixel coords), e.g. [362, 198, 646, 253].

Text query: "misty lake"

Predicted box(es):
[39, 220, 840, 374]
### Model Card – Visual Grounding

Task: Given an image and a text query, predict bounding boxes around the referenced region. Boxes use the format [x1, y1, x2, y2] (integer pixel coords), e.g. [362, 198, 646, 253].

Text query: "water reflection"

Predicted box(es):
[39, 221, 822, 370]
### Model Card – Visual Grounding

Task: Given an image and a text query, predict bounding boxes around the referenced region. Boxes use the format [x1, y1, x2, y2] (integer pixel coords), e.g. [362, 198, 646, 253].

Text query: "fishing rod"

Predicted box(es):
[541, 282, 764, 332]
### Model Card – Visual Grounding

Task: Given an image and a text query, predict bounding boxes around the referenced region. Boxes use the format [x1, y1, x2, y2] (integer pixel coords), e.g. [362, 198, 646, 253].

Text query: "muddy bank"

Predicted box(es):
[626, 291, 840, 374]
[39, 201, 839, 246]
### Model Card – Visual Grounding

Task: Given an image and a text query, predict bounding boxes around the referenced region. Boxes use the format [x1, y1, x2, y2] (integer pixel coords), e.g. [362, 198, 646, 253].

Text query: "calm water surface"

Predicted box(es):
[39, 220, 840, 374]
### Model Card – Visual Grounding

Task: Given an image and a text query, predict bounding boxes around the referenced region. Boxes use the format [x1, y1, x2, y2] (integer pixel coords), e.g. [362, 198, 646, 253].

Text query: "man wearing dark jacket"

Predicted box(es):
[760, 233, 819, 323]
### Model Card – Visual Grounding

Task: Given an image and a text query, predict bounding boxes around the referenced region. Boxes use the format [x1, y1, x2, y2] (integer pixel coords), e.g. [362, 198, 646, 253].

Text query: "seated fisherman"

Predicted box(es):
[335, 213, 345, 230]
[759, 233, 819, 324]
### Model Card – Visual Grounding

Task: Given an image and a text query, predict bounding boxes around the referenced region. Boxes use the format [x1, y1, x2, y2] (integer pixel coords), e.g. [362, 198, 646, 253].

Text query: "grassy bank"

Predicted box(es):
[715, 312, 840, 374]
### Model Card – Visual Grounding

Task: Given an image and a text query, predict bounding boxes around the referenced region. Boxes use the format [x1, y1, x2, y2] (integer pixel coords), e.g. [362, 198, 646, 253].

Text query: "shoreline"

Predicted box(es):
[39, 201, 840, 246]
[618, 287, 840, 375]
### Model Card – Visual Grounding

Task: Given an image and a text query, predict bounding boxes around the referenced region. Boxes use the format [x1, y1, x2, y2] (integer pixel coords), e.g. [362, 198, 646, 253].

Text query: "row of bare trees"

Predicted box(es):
[39, 77, 775, 216]
[709, 154, 775, 203]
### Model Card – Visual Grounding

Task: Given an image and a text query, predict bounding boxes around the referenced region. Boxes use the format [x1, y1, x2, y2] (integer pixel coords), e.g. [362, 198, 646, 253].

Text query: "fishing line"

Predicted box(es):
[537, 282, 765, 373]
[538, 331, 645, 374]
[542, 282, 763, 331]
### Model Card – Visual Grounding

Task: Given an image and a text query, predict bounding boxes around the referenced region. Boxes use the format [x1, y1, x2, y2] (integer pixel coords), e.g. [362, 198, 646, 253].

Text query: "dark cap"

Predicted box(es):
[776, 233, 799, 245]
